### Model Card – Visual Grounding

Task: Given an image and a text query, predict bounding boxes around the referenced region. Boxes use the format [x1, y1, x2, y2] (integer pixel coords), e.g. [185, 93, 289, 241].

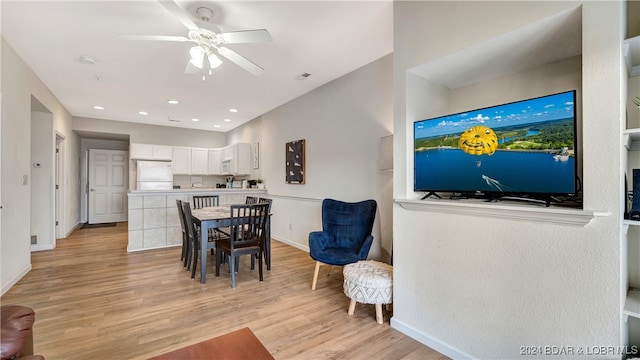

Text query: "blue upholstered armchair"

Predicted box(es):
[309, 198, 377, 290]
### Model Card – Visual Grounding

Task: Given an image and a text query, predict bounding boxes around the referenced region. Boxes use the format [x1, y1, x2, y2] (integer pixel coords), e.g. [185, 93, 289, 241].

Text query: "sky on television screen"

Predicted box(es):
[415, 91, 575, 139]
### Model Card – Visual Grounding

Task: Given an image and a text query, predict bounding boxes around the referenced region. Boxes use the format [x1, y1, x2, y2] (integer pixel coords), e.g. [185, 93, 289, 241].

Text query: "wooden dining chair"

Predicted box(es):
[257, 197, 272, 212]
[192, 195, 227, 249]
[176, 199, 190, 267]
[245, 196, 258, 204]
[183, 202, 220, 279]
[215, 203, 269, 288]
[192, 195, 219, 209]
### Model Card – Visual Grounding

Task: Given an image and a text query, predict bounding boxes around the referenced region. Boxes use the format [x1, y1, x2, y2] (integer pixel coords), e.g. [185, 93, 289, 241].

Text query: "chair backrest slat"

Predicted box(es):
[257, 197, 272, 212]
[229, 203, 269, 249]
[245, 196, 258, 204]
[193, 195, 219, 209]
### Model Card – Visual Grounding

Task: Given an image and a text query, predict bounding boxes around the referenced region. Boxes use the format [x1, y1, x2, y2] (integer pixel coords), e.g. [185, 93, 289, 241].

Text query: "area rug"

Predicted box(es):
[80, 222, 117, 229]
[148, 327, 274, 360]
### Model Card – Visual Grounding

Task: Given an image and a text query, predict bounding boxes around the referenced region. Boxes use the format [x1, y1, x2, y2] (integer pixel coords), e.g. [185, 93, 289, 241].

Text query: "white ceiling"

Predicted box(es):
[1, 0, 393, 133]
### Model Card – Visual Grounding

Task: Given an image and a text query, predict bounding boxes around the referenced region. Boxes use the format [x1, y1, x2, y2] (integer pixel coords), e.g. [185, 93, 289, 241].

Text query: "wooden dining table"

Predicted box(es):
[191, 206, 272, 284]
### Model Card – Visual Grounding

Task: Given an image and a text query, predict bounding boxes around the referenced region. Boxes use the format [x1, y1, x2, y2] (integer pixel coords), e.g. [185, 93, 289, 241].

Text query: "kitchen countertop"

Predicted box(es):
[128, 188, 266, 195]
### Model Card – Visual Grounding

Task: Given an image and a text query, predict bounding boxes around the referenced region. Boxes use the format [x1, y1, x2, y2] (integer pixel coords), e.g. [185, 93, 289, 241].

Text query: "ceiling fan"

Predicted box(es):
[121, 0, 272, 77]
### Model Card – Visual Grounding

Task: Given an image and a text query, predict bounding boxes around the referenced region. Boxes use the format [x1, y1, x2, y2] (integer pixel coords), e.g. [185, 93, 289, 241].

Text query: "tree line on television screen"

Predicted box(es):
[415, 118, 574, 153]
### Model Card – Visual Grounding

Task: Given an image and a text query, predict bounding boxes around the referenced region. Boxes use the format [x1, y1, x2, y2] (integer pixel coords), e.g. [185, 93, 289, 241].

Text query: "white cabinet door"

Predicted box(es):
[172, 147, 191, 174]
[153, 145, 173, 160]
[191, 147, 208, 174]
[130, 143, 154, 160]
[131, 143, 173, 161]
[235, 143, 252, 175]
[208, 148, 221, 175]
[221, 145, 233, 161]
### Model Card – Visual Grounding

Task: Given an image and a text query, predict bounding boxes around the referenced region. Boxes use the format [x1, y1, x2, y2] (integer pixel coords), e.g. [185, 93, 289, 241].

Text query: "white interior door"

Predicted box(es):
[89, 149, 128, 224]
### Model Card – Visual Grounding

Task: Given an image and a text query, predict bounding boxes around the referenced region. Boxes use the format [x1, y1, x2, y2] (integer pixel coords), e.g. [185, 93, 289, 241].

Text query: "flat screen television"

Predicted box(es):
[413, 90, 578, 206]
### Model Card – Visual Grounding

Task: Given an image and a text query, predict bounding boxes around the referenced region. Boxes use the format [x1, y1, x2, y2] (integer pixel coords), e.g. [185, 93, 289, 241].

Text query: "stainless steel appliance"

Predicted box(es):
[136, 161, 173, 190]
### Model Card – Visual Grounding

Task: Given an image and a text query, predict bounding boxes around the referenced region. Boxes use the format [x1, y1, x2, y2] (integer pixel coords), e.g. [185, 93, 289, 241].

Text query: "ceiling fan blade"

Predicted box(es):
[217, 47, 264, 76]
[119, 35, 191, 42]
[158, 0, 200, 31]
[219, 29, 273, 44]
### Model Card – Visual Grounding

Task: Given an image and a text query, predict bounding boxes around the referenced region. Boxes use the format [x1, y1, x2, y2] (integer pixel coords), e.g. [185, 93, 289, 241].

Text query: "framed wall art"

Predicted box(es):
[252, 142, 259, 169]
[285, 139, 305, 184]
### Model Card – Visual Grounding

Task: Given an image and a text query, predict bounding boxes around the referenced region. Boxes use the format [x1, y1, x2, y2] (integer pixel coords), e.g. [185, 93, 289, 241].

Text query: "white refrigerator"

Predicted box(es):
[136, 161, 173, 190]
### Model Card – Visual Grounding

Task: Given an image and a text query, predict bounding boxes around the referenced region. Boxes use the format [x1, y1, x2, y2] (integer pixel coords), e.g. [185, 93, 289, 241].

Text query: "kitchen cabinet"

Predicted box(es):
[191, 147, 208, 175]
[221, 143, 251, 175]
[172, 146, 191, 175]
[130, 143, 173, 161]
[208, 148, 222, 175]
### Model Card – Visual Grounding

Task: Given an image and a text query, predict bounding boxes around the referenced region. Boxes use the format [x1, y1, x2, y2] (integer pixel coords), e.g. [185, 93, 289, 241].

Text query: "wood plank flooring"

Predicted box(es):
[1, 223, 448, 360]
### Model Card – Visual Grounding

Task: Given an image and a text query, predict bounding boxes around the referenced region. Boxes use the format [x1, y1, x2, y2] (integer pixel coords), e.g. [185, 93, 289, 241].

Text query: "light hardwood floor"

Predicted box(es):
[1, 223, 448, 360]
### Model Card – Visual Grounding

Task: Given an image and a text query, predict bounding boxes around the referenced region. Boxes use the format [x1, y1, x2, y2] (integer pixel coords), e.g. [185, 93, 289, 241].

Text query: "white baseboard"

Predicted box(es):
[271, 234, 309, 252]
[1, 264, 32, 296]
[390, 317, 476, 360]
[31, 244, 55, 252]
[127, 244, 181, 253]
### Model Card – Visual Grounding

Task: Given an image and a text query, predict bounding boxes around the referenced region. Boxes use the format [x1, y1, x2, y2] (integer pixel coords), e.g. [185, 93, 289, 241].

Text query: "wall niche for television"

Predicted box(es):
[406, 6, 583, 208]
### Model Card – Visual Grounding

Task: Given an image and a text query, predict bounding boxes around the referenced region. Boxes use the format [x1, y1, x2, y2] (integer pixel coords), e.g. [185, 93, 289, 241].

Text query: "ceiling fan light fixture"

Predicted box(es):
[207, 53, 222, 69]
[189, 46, 205, 69]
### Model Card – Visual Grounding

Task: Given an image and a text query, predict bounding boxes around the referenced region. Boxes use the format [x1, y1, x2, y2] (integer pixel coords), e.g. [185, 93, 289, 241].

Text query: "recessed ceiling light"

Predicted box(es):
[138, 111, 148, 115]
[192, 118, 200, 122]
[229, 108, 238, 113]
[93, 105, 104, 110]
[213, 125, 221, 128]
[167, 99, 179, 105]
[223, 118, 231, 122]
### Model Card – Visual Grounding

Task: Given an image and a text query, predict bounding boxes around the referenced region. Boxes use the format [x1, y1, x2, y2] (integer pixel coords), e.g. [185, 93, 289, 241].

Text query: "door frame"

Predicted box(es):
[55, 132, 65, 240]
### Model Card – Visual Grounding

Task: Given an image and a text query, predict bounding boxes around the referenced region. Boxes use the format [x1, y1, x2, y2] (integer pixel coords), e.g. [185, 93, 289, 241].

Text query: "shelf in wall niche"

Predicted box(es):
[395, 198, 609, 227]
[624, 219, 640, 234]
[624, 128, 640, 150]
[624, 219, 640, 227]
[624, 35, 640, 77]
[624, 289, 640, 321]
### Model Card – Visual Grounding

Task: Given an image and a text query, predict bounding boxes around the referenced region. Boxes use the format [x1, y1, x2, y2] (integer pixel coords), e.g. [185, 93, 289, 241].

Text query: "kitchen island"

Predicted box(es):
[127, 188, 267, 252]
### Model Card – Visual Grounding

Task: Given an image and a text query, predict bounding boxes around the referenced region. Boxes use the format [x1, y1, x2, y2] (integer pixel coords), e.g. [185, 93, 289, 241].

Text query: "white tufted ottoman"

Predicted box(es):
[343, 260, 393, 324]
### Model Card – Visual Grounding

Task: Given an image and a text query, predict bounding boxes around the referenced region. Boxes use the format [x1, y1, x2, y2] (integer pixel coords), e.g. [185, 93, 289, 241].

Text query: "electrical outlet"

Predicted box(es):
[22, 174, 28, 185]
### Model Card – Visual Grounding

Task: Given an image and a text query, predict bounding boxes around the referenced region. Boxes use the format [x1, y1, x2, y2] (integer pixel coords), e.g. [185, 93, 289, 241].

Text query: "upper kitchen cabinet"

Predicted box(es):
[130, 143, 173, 161]
[191, 147, 209, 175]
[172, 146, 191, 174]
[221, 143, 251, 175]
[208, 148, 222, 175]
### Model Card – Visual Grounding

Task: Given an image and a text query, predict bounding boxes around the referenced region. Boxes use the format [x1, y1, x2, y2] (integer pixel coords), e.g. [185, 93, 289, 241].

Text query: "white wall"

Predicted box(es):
[228, 54, 394, 260]
[1, 38, 80, 295]
[392, 2, 623, 358]
[73, 117, 227, 148]
[30, 110, 54, 251]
